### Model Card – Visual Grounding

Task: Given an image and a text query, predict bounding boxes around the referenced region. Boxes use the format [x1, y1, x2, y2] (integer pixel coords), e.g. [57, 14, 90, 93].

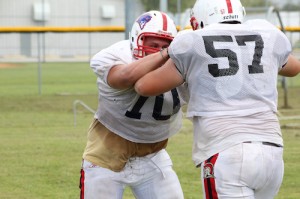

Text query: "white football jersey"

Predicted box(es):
[90, 40, 187, 143]
[169, 19, 291, 165]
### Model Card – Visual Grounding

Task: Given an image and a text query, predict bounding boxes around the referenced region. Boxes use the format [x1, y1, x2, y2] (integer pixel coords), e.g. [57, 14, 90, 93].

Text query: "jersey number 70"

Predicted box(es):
[125, 89, 180, 120]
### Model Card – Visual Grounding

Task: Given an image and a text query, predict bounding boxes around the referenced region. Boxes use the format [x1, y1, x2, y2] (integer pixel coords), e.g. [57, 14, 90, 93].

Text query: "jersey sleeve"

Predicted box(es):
[168, 33, 195, 81]
[90, 40, 132, 84]
[274, 30, 292, 69]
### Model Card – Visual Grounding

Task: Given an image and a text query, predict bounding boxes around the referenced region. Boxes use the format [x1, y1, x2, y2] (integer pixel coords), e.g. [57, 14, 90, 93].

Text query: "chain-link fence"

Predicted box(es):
[0, 1, 299, 63]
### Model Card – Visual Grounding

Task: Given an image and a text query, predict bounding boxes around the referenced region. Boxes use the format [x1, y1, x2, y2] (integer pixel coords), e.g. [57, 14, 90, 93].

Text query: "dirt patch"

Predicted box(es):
[0, 63, 20, 69]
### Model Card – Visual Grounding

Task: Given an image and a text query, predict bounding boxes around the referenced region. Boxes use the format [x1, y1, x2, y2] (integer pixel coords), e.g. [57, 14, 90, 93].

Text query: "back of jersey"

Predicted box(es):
[169, 19, 292, 118]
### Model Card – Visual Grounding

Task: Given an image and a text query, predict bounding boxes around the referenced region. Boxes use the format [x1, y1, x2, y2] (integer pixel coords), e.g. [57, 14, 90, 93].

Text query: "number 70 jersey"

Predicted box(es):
[169, 19, 292, 118]
[90, 40, 188, 143]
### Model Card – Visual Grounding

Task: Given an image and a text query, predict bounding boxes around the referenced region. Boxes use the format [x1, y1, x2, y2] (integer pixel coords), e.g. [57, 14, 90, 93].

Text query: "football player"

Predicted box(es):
[134, 0, 300, 198]
[79, 10, 188, 199]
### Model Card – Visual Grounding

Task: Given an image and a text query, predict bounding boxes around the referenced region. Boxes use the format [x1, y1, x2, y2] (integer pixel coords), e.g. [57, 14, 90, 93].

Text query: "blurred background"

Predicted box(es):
[0, 0, 299, 63]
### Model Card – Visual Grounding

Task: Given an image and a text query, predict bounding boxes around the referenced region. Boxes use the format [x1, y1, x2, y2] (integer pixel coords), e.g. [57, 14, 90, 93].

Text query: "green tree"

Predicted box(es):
[240, 0, 268, 7]
[282, 2, 300, 11]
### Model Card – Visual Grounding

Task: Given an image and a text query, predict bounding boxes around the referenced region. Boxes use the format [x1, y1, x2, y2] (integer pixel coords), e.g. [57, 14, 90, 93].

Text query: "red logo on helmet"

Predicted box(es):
[137, 14, 152, 30]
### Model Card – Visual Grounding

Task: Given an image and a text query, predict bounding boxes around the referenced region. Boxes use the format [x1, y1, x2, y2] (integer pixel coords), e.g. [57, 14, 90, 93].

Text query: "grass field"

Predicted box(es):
[0, 62, 299, 199]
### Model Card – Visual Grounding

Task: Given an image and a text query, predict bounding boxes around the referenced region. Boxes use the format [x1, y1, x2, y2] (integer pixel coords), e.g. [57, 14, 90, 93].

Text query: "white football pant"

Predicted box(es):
[201, 142, 284, 199]
[80, 149, 184, 199]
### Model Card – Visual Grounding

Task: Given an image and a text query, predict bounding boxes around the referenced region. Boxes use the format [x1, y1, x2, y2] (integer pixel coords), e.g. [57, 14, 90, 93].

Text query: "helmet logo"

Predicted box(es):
[136, 14, 152, 30]
[190, 16, 199, 30]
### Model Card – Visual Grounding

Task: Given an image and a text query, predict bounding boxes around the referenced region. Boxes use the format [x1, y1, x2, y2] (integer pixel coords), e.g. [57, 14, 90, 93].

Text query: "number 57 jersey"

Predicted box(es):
[90, 40, 188, 143]
[169, 19, 292, 118]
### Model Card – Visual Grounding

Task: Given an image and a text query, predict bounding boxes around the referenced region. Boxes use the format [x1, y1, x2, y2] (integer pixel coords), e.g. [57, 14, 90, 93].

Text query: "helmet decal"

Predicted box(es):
[226, 0, 233, 13]
[137, 14, 152, 30]
[190, 16, 199, 30]
[161, 13, 168, 31]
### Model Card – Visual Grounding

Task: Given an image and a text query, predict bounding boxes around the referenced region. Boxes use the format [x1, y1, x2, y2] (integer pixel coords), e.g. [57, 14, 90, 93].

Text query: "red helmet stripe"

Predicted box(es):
[226, 0, 233, 13]
[161, 12, 168, 31]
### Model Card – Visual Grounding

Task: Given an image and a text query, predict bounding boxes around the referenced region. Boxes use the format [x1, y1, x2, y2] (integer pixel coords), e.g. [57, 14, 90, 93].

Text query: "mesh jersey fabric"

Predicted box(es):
[90, 40, 187, 143]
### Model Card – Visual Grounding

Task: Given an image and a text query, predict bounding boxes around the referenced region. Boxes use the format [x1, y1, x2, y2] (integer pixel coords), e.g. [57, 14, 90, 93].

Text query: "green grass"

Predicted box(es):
[0, 62, 299, 199]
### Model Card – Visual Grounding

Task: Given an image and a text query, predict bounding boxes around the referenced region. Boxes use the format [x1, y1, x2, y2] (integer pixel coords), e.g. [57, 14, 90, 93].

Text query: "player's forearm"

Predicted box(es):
[135, 58, 184, 96]
[279, 55, 300, 77]
[109, 49, 169, 89]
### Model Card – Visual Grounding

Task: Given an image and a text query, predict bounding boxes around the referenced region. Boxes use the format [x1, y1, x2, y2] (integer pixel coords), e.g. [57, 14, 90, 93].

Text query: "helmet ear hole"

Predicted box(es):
[200, 21, 204, 29]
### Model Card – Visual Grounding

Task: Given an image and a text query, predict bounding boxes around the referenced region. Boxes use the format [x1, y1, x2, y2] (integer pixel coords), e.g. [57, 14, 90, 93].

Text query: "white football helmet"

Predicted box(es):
[130, 10, 177, 59]
[190, 0, 246, 30]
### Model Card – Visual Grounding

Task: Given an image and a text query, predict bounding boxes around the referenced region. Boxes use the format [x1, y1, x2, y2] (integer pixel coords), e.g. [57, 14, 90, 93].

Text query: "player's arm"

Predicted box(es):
[134, 58, 184, 96]
[279, 54, 300, 77]
[107, 50, 169, 89]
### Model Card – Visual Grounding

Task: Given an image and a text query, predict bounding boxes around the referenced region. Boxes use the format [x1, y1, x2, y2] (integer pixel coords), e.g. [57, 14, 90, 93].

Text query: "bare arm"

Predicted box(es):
[107, 49, 169, 89]
[134, 58, 184, 96]
[278, 54, 300, 77]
